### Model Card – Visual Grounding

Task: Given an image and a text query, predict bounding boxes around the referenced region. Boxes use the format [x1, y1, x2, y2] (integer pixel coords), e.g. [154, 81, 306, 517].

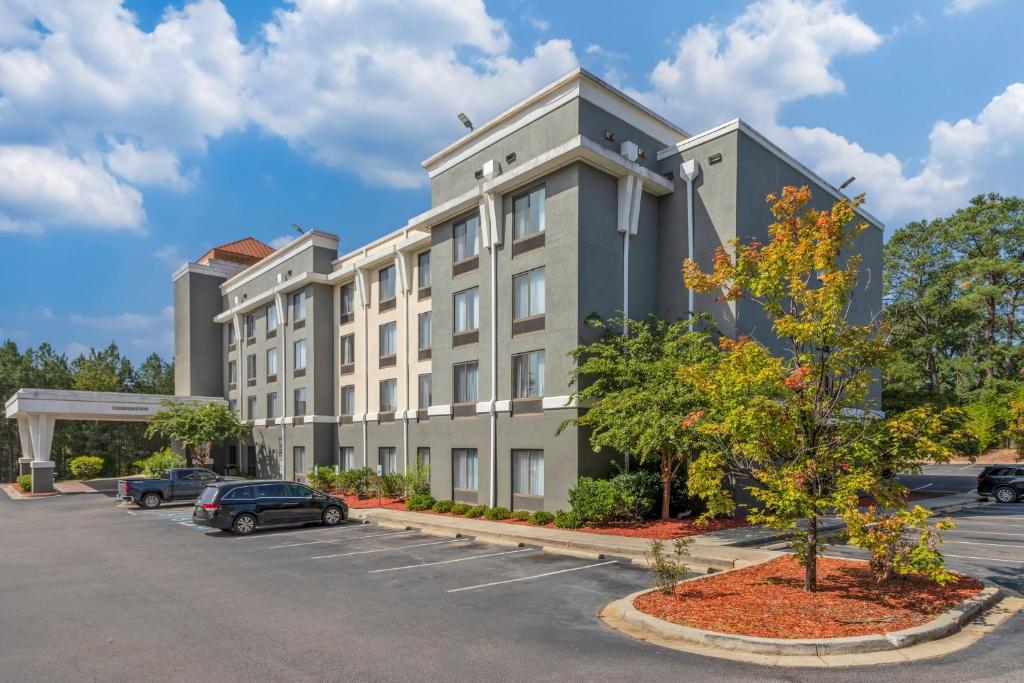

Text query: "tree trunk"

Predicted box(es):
[804, 515, 818, 592]
[661, 455, 673, 522]
[927, 350, 939, 395]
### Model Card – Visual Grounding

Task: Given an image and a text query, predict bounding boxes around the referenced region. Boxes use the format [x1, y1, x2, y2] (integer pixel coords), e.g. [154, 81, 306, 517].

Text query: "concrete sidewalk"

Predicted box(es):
[348, 507, 782, 571]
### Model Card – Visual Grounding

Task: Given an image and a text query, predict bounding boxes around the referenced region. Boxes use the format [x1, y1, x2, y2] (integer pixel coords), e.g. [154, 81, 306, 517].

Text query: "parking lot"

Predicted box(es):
[3, 492, 1024, 682]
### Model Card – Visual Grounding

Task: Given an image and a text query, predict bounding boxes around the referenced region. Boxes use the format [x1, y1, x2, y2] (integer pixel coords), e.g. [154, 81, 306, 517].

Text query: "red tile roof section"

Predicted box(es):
[197, 237, 275, 266]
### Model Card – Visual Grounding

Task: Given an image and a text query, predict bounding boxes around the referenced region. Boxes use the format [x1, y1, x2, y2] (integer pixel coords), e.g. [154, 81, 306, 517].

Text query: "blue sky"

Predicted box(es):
[1, 0, 1022, 364]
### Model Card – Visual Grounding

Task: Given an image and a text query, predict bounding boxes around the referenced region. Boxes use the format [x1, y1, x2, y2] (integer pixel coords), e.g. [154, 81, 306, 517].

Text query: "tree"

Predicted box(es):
[71, 343, 134, 393]
[681, 186, 964, 591]
[145, 402, 250, 467]
[135, 353, 175, 395]
[559, 316, 719, 521]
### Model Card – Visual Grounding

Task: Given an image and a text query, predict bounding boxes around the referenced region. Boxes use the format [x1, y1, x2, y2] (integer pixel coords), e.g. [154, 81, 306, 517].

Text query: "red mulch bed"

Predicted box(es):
[332, 492, 408, 511]
[634, 555, 982, 639]
[499, 516, 747, 540]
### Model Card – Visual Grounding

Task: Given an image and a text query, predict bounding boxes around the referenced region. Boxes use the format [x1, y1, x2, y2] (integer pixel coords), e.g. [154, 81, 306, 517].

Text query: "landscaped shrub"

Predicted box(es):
[68, 456, 104, 480]
[405, 493, 436, 511]
[405, 465, 431, 497]
[307, 466, 337, 493]
[845, 505, 957, 585]
[483, 506, 512, 521]
[568, 477, 619, 526]
[465, 504, 488, 518]
[379, 472, 405, 498]
[134, 448, 186, 479]
[646, 538, 693, 594]
[337, 467, 375, 497]
[528, 510, 555, 526]
[554, 509, 583, 529]
[17, 474, 31, 492]
[610, 469, 660, 521]
[450, 502, 472, 516]
[510, 510, 530, 521]
[432, 499, 455, 513]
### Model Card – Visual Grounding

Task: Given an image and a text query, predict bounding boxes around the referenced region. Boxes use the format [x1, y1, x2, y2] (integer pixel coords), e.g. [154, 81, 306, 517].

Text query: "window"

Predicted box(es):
[227, 322, 235, 344]
[228, 398, 238, 415]
[227, 360, 237, 383]
[222, 485, 254, 501]
[257, 483, 289, 498]
[379, 322, 397, 358]
[340, 334, 355, 365]
[454, 287, 479, 332]
[267, 392, 278, 419]
[294, 387, 307, 415]
[418, 374, 432, 409]
[246, 395, 257, 420]
[513, 267, 545, 319]
[453, 216, 479, 261]
[418, 312, 432, 350]
[453, 449, 478, 490]
[246, 446, 256, 476]
[246, 353, 257, 380]
[340, 446, 356, 471]
[417, 250, 431, 288]
[245, 312, 256, 339]
[513, 449, 544, 496]
[266, 303, 278, 332]
[453, 361, 478, 404]
[416, 447, 430, 470]
[379, 379, 397, 412]
[379, 447, 397, 475]
[379, 265, 396, 302]
[340, 283, 355, 319]
[512, 350, 545, 398]
[293, 339, 307, 369]
[266, 348, 278, 376]
[293, 289, 307, 321]
[293, 447, 306, 481]
[513, 187, 545, 240]
[340, 385, 355, 415]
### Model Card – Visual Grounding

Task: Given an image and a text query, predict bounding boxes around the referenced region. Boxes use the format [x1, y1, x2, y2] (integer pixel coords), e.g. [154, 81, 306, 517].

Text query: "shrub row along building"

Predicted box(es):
[173, 68, 882, 511]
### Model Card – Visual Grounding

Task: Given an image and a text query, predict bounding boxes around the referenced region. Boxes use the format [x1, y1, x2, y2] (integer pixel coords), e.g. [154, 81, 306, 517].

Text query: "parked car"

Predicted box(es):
[192, 480, 348, 535]
[117, 468, 241, 509]
[977, 465, 1024, 504]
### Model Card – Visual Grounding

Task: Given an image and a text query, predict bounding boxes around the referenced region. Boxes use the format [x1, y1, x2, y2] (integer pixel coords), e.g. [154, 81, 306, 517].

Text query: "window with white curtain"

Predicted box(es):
[340, 385, 355, 415]
[294, 387, 307, 414]
[454, 287, 479, 333]
[340, 334, 355, 364]
[379, 265, 396, 301]
[513, 449, 544, 496]
[453, 216, 479, 261]
[379, 322, 397, 357]
[266, 347, 278, 376]
[417, 251, 431, 288]
[453, 449, 478, 490]
[293, 339, 307, 369]
[418, 312, 432, 349]
[266, 392, 278, 419]
[379, 447, 397, 475]
[293, 290, 307, 321]
[266, 304, 278, 332]
[340, 283, 355, 318]
[513, 187, 545, 241]
[340, 446, 356, 471]
[512, 350, 545, 398]
[379, 379, 397, 412]
[453, 361, 478, 404]
[418, 374, 432, 409]
[513, 267, 545, 320]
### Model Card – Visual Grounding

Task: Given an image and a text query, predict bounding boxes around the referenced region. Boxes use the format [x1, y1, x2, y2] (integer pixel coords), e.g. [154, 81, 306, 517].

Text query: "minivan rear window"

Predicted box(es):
[198, 486, 218, 504]
[221, 486, 254, 501]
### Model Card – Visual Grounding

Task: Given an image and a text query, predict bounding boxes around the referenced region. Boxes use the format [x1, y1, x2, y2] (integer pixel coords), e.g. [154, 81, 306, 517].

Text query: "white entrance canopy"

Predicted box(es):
[5, 389, 224, 493]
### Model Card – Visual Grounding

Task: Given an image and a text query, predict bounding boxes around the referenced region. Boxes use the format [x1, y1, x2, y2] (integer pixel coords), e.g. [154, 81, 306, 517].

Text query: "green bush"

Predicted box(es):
[405, 465, 431, 497]
[405, 493, 436, 511]
[528, 510, 555, 526]
[379, 472, 405, 498]
[307, 466, 337, 493]
[610, 469, 660, 521]
[450, 502, 471, 516]
[17, 474, 31, 492]
[68, 456, 104, 480]
[432, 499, 455, 513]
[337, 467, 375, 497]
[964, 397, 1010, 452]
[568, 477, 619, 526]
[646, 538, 693, 594]
[510, 510, 530, 521]
[554, 509, 583, 529]
[483, 506, 512, 521]
[465, 504, 488, 518]
[134, 448, 186, 479]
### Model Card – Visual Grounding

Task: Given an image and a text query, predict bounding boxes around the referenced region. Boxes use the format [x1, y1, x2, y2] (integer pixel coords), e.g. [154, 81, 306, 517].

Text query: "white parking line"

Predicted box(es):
[235, 523, 369, 540]
[944, 553, 1024, 564]
[312, 538, 470, 560]
[267, 530, 413, 549]
[946, 519, 1024, 530]
[944, 529, 1024, 538]
[912, 483, 933, 492]
[959, 463, 977, 471]
[446, 560, 618, 593]
[943, 540, 1024, 549]
[369, 548, 535, 573]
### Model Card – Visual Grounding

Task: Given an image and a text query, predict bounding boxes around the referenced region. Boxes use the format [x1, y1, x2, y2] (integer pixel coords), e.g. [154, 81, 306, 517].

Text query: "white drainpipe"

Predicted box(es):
[488, 241, 498, 507]
[680, 159, 701, 329]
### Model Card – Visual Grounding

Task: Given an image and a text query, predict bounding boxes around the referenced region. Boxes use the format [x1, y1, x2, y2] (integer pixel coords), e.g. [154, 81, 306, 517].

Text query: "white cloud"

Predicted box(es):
[65, 341, 91, 358]
[69, 305, 174, 355]
[527, 16, 550, 32]
[38, 307, 55, 320]
[0, 145, 144, 233]
[153, 245, 185, 269]
[269, 235, 295, 250]
[247, 0, 577, 187]
[105, 139, 197, 191]
[945, 0, 996, 15]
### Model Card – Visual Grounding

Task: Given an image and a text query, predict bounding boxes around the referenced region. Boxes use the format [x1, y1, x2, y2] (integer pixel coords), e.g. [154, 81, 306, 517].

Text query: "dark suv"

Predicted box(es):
[977, 465, 1024, 504]
[192, 480, 348, 535]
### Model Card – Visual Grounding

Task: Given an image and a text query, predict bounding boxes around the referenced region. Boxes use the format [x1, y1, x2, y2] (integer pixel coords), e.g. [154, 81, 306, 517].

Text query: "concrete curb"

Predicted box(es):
[604, 574, 1003, 657]
[0, 484, 61, 500]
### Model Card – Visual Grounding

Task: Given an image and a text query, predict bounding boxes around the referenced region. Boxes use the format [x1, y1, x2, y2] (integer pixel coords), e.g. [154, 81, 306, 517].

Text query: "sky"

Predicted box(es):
[1, 0, 1022, 364]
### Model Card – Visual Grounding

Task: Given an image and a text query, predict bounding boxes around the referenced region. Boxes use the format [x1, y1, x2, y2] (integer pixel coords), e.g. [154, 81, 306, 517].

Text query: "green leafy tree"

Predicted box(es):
[145, 402, 250, 467]
[559, 316, 719, 521]
[682, 186, 965, 591]
[135, 353, 175, 395]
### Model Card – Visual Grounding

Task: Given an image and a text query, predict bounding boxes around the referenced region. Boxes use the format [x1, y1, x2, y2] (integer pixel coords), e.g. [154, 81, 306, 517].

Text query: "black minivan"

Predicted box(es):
[192, 480, 348, 535]
[977, 465, 1024, 504]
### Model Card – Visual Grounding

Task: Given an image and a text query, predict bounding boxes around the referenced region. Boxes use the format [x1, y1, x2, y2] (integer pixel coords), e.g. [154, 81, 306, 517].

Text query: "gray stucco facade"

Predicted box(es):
[173, 68, 883, 512]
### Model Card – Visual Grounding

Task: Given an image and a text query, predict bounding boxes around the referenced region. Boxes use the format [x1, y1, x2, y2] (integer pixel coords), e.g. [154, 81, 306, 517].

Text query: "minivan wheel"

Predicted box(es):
[233, 513, 257, 535]
[139, 493, 162, 509]
[322, 506, 343, 527]
[994, 486, 1018, 504]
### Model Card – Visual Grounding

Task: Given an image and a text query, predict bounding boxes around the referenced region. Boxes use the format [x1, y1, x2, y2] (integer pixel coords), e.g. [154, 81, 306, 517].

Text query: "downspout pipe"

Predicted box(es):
[680, 159, 701, 330]
[489, 242, 497, 508]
